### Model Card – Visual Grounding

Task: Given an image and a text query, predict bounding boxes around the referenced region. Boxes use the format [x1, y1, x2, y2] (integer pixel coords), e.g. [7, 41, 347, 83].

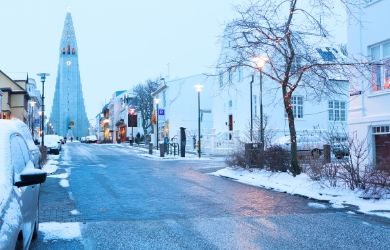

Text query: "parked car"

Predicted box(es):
[12, 119, 42, 169]
[332, 141, 350, 159]
[0, 119, 47, 250]
[45, 134, 62, 155]
[273, 134, 326, 156]
[58, 136, 65, 144]
[86, 135, 98, 143]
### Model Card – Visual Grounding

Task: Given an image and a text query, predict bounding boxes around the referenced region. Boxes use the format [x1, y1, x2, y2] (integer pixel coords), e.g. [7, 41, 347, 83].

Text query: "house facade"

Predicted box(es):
[213, 65, 349, 152]
[151, 75, 214, 151]
[26, 78, 42, 139]
[348, 0, 390, 171]
[96, 90, 141, 143]
[0, 70, 28, 121]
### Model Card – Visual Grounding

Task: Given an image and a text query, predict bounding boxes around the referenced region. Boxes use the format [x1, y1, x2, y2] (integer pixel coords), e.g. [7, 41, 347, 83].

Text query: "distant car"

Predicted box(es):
[0, 119, 47, 250]
[45, 134, 62, 155]
[273, 135, 326, 156]
[12, 119, 42, 169]
[80, 136, 86, 143]
[332, 141, 350, 159]
[86, 135, 98, 143]
[58, 136, 65, 144]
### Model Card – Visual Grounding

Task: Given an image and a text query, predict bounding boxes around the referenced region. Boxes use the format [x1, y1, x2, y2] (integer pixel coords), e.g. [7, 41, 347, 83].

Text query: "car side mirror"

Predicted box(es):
[15, 168, 47, 187]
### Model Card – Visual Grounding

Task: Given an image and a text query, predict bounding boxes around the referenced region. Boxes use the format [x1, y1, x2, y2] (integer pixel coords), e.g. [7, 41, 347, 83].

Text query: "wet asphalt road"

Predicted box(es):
[31, 143, 390, 250]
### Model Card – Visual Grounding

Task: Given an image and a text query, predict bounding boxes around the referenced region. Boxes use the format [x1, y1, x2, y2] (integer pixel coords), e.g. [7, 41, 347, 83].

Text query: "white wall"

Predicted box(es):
[157, 74, 214, 142]
[213, 67, 349, 145]
[348, 0, 390, 164]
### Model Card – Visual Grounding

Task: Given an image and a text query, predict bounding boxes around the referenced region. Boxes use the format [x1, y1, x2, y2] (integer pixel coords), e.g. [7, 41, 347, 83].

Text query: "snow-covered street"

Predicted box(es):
[30, 143, 390, 250]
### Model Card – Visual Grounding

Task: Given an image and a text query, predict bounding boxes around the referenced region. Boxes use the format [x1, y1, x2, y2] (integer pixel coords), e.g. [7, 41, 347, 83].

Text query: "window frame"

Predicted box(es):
[369, 41, 390, 91]
[328, 100, 346, 122]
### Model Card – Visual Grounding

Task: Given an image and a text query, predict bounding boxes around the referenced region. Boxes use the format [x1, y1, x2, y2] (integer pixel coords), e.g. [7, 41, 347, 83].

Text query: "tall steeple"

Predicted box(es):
[49, 12, 89, 138]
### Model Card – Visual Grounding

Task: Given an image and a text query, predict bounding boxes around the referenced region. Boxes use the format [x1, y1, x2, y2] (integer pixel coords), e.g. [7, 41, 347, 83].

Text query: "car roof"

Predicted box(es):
[0, 119, 24, 207]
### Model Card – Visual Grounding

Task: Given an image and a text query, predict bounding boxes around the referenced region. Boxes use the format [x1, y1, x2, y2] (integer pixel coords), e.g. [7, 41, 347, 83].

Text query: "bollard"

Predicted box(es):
[323, 144, 331, 164]
[149, 143, 153, 155]
[159, 143, 165, 157]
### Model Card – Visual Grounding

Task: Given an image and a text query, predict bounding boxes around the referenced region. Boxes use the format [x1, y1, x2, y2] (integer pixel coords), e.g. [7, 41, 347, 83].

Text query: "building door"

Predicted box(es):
[228, 115, 233, 140]
[374, 134, 390, 172]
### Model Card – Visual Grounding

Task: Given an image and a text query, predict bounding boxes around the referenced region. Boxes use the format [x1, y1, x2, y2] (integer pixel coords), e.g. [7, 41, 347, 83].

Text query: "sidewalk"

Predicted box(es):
[112, 142, 226, 162]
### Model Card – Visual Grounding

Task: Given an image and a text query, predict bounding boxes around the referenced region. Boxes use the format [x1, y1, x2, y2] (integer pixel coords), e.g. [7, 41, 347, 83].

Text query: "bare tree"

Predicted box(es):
[219, 0, 367, 176]
[133, 80, 159, 136]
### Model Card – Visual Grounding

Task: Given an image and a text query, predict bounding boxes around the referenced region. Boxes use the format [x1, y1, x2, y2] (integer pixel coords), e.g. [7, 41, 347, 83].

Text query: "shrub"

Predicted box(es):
[264, 146, 290, 172]
[225, 148, 249, 168]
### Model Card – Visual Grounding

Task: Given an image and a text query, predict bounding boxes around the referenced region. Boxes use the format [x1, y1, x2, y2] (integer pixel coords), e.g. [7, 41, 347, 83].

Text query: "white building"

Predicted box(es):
[348, 0, 390, 172]
[26, 78, 42, 139]
[98, 90, 141, 143]
[151, 75, 214, 151]
[213, 63, 349, 152]
[0, 90, 2, 114]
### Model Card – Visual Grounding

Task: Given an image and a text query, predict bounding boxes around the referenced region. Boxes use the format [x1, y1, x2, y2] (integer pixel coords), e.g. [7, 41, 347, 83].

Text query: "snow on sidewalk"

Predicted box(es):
[211, 167, 390, 219]
[39, 222, 81, 241]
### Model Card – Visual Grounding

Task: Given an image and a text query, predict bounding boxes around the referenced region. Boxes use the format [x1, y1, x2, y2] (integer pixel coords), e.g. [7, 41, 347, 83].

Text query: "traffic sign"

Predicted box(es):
[158, 109, 165, 116]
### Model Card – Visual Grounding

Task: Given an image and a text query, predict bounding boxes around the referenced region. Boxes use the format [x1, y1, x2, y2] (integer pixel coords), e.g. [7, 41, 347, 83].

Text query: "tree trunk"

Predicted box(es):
[282, 86, 301, 176]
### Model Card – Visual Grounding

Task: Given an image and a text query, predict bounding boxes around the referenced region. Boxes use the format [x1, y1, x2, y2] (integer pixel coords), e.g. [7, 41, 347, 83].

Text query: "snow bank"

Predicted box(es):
[211, 167, 390, 219]
[39, 222, 81, 241]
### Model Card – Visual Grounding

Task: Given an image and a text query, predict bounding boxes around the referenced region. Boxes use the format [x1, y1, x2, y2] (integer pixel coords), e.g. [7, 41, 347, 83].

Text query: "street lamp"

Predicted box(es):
[253, 56, 267, 151]
[29, 100, 36, 136]
[129, 107, 136, 145]
[194, 84, 203, 158]
[154, 98, 160, 150]
[37, 73, 50, 147]
[249, 75, 254, 141]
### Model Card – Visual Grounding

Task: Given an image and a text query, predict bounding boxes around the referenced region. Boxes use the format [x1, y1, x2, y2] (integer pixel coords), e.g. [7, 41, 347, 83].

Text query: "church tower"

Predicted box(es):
[49, 11, 89, 138]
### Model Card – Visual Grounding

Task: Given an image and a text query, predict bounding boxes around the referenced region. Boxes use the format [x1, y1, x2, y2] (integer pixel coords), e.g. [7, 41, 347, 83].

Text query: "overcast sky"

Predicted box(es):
[0, 0, 346, 122]
[0, 0, 242, 121]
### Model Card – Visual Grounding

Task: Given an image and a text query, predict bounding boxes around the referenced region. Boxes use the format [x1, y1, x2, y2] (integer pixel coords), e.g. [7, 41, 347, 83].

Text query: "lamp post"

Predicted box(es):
[250, 75, 254, 141]
[129, 107, 135, 144]
[195, 84, 203, 158]
[37, 73, 49, 147]
[253, 56, 267, 150]
[154, 98, 160, 150]
[29, 100, 36, 136]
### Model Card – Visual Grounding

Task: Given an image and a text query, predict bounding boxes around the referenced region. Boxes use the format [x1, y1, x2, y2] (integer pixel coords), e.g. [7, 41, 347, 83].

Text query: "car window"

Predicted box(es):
[11, 135, 27, 175]
[17, 136, 31, 164]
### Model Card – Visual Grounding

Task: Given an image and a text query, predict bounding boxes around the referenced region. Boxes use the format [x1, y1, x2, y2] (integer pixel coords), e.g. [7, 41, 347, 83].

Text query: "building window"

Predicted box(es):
[373, 125, 390, 134]
[329, 100, 346, 121]
[292, 96, 303, 118]
[228, 69, 232, 82]
[238, 67, 243, 82]
[219, 73, 223, 88]
[162, 91, 166, 107]
[369, 42, 390, 91]
[253, 95, 257, 117]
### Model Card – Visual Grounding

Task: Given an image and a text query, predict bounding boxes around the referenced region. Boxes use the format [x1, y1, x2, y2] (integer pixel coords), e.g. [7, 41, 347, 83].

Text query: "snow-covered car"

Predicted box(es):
[273, 135, 326, 156]
[86, 135, 98, 143]
[45, 134, 62, 155]
[12, 119, 42, 169]
[0, 119, 47, 250]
